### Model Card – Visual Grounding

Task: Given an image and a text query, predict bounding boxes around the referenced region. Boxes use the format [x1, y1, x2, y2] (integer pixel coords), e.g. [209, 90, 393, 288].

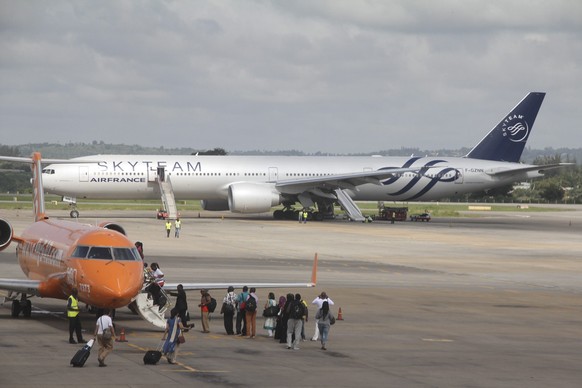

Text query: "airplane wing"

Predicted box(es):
[486, 163, 573, 177]
[0, 279, 43, 296]
[274, 166, 438, 192]
[164, 254, 318, 293]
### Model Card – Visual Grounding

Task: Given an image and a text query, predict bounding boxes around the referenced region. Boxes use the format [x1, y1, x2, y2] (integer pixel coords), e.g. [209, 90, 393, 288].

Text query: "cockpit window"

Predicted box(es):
[72, 246, 90, 258]
[42, 168, 55, 174]
[88, 247, 113, 260]
[113, 247, 141, 261]
[71, 245, 141, 261]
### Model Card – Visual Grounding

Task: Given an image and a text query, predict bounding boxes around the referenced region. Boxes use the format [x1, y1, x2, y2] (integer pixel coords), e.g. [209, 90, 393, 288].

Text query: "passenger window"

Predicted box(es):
[88, 247, 113, 260]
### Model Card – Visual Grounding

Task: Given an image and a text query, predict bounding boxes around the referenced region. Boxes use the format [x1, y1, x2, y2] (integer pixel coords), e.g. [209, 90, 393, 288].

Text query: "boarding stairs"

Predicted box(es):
[157, 176, 178, 220]
[129, 272, 173, 329]
[334, 189, 366, 222]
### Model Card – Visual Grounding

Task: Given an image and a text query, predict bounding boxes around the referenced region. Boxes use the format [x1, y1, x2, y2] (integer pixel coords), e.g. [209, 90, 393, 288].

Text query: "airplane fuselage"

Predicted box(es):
[43, 155, 542, 203]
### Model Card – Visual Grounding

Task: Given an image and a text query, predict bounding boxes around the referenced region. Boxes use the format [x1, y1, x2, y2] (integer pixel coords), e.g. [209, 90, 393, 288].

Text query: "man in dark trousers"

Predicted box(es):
[67, 288, 85, 344]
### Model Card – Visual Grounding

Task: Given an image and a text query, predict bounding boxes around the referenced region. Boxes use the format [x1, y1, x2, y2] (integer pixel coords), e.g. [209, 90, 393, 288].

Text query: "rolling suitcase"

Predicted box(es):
[70, 339, 94, 367]
[143, 340, 164, 365]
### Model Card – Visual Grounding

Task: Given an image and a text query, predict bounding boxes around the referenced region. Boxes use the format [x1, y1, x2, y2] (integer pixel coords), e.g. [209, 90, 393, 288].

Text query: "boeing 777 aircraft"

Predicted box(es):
[40, 92, 564, 221]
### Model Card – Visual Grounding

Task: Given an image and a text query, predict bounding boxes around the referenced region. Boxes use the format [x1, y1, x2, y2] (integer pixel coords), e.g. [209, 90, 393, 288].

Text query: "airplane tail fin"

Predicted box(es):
[466, 92, 545, 162]
[31, 152, 47, 222]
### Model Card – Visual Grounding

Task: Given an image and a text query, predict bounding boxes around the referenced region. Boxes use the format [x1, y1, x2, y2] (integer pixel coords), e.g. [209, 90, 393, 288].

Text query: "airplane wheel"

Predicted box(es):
[11, 300, 21, 317]
[273, 210, 284, 220]
[70, 210, 79, 218]
[22, 300, 32, 318]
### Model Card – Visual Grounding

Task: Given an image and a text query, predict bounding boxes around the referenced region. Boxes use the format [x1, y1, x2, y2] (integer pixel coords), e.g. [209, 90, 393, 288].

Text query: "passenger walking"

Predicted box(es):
[311, 291, 334, 341]
[286, 293, 305, 350]
[94, 309, 116, 367]
[221, 286, 237, 335]
[236, 286, 249, 336]
[67, 288, 85, 344]
[199, 289, 211, 333]
[162, 308, 186, 364]
[300, 297, 309, 341]
[245, 287, 258, 338]
[274, 294, 289, 342]
[175, 284, 193, 328]
[263, 292, 277, 337]
[165, 220, 172, 237]
[315, 301, 335, 350]
[174, 218, 181, 238]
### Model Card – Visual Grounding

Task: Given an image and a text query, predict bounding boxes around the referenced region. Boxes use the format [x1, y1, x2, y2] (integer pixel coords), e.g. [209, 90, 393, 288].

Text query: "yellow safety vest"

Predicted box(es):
[165, 221, 172, 230]
[67, 295, 79, 318]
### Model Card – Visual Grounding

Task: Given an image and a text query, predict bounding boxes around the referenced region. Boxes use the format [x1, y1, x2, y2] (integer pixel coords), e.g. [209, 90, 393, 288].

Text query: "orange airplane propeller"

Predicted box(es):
[0, 152, 144, 317]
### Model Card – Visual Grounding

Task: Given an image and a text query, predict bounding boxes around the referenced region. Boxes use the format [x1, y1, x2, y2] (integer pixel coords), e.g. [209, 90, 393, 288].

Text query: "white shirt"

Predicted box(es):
[312, 296, 334, 309]
[96, 315, 113, 335]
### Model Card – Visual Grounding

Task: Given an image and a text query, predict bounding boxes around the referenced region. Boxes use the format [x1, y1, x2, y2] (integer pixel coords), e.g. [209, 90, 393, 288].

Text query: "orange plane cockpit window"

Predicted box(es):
[88, 247, 113, 260]
[113, 247, 142, 261]
[71, 246, 141, 261]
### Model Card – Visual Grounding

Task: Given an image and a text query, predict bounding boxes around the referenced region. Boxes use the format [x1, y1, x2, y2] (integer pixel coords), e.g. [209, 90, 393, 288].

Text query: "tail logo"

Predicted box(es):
[502, 114, 529, 143]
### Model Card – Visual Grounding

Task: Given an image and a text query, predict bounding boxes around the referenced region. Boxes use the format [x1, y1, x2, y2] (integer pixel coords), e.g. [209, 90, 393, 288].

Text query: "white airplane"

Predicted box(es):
[41, 92, 565, 221]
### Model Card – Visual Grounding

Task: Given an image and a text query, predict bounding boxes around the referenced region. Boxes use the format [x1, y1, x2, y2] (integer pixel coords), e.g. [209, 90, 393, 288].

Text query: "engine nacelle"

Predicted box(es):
[0, 218, 14, 251]
[200, 199, 230, 211]
[97, 222, 127, 236]
[228, 183, 281, 213]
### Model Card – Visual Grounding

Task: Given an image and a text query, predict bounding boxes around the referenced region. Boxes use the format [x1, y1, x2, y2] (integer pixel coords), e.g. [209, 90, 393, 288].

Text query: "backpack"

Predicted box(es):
[290, 301, 304, 320]
[245, 295, 257, 312]
[207, 297, 217, 313]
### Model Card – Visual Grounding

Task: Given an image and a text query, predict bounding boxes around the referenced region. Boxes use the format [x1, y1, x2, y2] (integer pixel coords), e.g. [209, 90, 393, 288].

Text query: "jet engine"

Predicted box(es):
[200, 199, 230, 211]
[98, 222, 127, 236]
[0, 218, 13, 251]
[228, 183, 281, 213]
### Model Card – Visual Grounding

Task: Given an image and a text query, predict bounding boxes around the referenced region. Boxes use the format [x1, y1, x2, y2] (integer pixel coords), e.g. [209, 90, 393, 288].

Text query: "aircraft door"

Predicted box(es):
[268, 167, 278, 182]
[147, 167, 157, 182]
[79, 166, 89, 182]
[454, 169, 464, 184]
[157, 167, 166, 182]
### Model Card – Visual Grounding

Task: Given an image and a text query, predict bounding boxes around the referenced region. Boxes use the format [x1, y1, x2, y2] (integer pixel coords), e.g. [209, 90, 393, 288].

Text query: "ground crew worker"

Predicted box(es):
[303, 210, 308, 223]
[174, 218, 181, 238]
[165, 220, 172, 238]
[67, 288, 85, 344]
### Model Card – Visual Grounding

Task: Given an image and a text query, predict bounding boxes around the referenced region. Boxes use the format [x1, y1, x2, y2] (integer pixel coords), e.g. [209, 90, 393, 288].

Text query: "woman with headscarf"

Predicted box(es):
[162, 308, 186, 364]
[315, 301, 335, 350]
[276, 293, 294, 343]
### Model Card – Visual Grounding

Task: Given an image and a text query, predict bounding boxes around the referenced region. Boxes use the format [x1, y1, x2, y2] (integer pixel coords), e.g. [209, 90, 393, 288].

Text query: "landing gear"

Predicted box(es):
[11, 300, 20, 317]
[70, 209, 79, 219]
[10, 297, 32, 318]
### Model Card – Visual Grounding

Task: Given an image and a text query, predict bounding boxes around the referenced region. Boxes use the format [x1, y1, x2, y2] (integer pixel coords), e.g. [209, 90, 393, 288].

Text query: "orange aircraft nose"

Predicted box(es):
[76, 260, 144, 309]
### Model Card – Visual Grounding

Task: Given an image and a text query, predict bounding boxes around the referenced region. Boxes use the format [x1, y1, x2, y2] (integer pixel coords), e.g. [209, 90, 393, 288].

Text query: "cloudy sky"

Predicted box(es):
[1, 0, 581, 153]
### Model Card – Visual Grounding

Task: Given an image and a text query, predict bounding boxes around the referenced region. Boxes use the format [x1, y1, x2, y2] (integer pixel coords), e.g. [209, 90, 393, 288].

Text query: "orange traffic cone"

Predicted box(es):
[116, 327, 128, 342]
[337, 307, 343, 320]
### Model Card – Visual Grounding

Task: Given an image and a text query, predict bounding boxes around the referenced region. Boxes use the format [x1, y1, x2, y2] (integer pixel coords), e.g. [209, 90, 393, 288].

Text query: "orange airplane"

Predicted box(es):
[0, 152, 144, 317]
[0, 152, 316, 327]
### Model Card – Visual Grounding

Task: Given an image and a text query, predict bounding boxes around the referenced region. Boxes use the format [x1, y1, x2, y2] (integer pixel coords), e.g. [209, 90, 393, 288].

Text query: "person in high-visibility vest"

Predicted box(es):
[165, 220, 172, 238]
[67, 288, 85, 344]
[174, 218, 181, 238]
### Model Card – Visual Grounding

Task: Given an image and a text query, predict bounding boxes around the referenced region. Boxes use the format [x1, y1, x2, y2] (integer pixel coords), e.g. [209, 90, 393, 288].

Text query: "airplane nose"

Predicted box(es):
[79, 261, 143, 309]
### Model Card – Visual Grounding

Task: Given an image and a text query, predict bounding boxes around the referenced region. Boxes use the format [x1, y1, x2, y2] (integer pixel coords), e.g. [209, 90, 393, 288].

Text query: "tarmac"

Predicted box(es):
[1, 206, 582, 388]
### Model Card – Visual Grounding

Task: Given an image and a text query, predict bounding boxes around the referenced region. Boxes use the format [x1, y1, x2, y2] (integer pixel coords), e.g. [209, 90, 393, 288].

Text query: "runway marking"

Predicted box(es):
[421, 338, 454, 342]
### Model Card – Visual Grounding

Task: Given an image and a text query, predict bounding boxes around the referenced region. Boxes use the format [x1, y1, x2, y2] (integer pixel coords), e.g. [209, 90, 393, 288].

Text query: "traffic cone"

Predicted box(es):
[116, 327, 128, 342]
[337, 307, 343, 321]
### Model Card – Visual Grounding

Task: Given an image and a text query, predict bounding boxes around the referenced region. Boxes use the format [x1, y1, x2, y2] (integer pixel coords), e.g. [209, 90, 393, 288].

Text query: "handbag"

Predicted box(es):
[177, 334, 185, 344]
[101, 317, 113, 340]
[329, 315, 336, 325]
[262, 305, 280, 317]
